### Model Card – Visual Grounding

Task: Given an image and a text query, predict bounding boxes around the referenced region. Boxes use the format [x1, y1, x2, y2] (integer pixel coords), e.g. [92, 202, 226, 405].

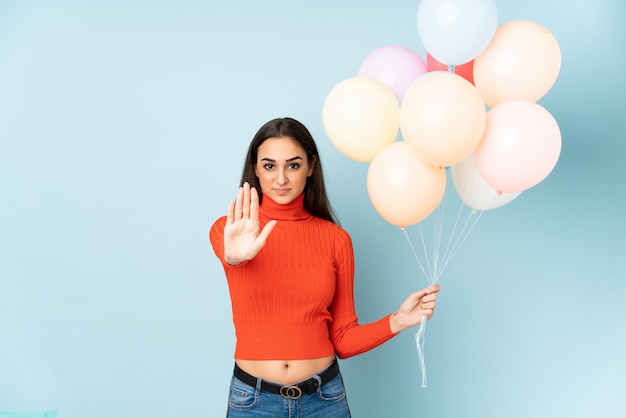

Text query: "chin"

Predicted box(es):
[272, 195, 296, 204]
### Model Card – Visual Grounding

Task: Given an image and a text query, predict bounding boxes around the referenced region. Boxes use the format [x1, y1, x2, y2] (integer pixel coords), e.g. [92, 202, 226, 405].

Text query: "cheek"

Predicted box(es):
[297, 172, 310, 186]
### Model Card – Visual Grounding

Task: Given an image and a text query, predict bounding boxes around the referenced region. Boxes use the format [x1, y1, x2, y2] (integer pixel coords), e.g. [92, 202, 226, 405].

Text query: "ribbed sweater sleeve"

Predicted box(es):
[328, 228, 397, 359]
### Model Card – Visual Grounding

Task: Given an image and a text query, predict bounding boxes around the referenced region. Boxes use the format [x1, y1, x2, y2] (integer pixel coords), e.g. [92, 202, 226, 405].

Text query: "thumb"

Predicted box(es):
[257, 220, 277, 244]
[410, 288, 430, 302]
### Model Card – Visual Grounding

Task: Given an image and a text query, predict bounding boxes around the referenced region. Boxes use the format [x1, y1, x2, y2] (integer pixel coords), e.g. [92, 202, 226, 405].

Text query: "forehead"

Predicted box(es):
[257, 136, 306, 159]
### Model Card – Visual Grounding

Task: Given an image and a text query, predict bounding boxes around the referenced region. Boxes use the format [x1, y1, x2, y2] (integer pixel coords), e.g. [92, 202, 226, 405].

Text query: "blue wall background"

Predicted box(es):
[1, 1, 624, 417]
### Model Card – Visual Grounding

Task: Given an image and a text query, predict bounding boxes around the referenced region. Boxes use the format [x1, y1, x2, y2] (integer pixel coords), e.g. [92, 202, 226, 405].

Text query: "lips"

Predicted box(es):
[273, 188, 290, 195]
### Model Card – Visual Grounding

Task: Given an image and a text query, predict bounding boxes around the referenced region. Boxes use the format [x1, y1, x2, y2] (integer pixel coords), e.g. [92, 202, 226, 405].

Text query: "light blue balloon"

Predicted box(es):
[417, 0, 498, 66]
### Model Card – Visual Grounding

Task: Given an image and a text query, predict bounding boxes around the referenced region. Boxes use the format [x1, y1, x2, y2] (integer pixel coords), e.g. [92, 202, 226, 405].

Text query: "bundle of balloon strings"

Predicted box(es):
[402, 205, 482, 388]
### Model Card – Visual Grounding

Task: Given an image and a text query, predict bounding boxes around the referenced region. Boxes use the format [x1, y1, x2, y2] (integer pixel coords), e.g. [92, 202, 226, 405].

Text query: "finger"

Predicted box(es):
[416, 285, 440, 305]
[426, 284, 441, 294]
[422, 293, 438, 303]
[242, 182, 251, 219]
[421, 301, 436, 310]
[249, 186, 260, 222]
[421, 304, 434, 318]
[226, 199, 235, 225]
[234, 186, 244, 220]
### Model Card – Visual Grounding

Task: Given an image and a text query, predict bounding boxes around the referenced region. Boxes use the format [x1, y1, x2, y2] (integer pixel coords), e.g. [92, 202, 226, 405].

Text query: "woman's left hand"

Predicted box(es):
[389, 285, 441, 334]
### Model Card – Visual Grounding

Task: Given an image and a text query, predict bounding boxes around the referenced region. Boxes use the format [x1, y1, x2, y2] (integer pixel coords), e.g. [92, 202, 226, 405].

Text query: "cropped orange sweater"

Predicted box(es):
[209, 193, 396, 360]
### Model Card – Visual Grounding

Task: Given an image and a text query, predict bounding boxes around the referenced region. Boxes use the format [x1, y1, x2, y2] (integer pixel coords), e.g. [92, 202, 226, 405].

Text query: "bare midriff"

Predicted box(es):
[236, 355, 335, 385]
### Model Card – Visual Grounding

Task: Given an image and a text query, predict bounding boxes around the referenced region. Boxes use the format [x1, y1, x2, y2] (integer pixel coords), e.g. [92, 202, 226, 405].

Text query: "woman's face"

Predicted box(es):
[254, 136, 314, 205]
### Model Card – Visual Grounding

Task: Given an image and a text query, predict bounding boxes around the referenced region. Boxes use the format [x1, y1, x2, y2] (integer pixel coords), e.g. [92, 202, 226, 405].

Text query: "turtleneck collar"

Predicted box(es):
[260, 192, 311, 221]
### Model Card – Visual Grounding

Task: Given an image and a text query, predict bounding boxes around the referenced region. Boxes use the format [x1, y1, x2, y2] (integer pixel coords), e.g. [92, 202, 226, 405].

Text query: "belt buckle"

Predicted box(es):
[280, 384, 303, 399]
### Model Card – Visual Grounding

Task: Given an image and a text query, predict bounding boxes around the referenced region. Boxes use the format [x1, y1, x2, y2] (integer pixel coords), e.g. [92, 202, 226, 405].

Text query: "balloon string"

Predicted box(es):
[437, 165, 477, 278]
[403, 228, 432, 285]
[403, 230, 434, 387]
[432, 197, 446, 282]
[438, 210, 483, 275]
[419, 225, 434, 282]
[439, 185, 466, 271]
[414, 314, 429, 388]
[436, 165, 485, 279]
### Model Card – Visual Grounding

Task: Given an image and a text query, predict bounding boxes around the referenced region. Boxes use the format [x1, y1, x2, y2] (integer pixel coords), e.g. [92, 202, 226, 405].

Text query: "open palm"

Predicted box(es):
[223, 182, 277, 265]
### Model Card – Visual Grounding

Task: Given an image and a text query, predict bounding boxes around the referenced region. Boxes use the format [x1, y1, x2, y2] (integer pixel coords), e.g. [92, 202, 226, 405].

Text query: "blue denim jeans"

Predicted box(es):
[226, 367, 351, 417]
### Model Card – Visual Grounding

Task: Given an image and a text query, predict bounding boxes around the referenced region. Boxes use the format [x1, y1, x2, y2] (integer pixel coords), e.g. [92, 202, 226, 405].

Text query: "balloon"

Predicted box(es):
[322, 77, 400, 162]
[367, 142, 446, 228]
[474, 20, 562, 108]
[474, 100, 562, 193]
[417, 0, 498, 66]
[358, 45, 428, 103]
[451, 153, 521, 210]
[400, 72, 486, 167]
[426, 52, 474, 85]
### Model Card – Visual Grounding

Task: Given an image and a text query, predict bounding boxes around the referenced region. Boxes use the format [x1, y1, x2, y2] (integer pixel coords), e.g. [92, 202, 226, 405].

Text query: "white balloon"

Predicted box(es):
[417, 0, 498, 66]
[451, 153, 521, 211]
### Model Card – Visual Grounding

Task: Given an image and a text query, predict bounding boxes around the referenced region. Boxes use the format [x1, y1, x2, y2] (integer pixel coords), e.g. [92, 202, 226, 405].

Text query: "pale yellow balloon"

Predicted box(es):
[322, 77, 400, 162]
[474, 20, 562, 108]
[400, 72, 487, 167]
[367, 141, 446, 228]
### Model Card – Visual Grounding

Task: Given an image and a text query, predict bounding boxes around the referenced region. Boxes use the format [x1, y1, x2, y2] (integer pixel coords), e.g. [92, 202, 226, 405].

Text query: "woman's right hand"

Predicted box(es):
[223, 182, 277, 265]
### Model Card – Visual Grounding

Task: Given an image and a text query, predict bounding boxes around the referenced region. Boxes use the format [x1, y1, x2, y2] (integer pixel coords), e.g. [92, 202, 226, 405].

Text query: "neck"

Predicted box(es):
[260, 193, 310, 221]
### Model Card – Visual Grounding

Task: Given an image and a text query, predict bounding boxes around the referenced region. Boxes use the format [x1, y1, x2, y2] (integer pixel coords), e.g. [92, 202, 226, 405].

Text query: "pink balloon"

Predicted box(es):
[474, 100, 561, 193]
[358, 45, 428, 103]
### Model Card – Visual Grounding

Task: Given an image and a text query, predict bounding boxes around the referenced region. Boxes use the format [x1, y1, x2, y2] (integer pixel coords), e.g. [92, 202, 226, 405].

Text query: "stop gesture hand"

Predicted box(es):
[223, 182, 277, 265]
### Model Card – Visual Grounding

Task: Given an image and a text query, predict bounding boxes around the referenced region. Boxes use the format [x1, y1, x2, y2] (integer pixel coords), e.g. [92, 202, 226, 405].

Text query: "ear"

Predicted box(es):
[308, 155, 317, 177]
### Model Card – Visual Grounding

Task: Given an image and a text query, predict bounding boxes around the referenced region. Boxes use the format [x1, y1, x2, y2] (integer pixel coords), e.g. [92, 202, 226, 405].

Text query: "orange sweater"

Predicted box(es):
[209, 193, 396, 360]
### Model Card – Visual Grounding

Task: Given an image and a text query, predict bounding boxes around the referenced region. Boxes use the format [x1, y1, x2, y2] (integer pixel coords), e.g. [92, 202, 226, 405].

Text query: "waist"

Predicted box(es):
[235, 356, 335, 384]
[233, 357, 340, 399]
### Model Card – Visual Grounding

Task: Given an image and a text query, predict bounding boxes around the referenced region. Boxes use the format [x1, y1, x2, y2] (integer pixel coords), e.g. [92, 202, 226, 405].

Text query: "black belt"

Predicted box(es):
[233, 358, 339, 399]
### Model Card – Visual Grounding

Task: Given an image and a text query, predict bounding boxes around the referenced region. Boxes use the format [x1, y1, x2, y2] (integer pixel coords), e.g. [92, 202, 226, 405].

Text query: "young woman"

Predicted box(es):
[209, 117, 440, 417]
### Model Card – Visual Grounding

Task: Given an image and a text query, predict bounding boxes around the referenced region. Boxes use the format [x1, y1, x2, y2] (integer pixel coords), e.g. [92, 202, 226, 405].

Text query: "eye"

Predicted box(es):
[289, 162, 301, 169]
[262, 163, 275, 170]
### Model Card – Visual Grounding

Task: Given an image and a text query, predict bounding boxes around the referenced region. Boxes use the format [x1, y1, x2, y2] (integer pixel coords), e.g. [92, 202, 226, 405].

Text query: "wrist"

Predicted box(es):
[224, 252, 245, 266]
[389, 312, 402, 334]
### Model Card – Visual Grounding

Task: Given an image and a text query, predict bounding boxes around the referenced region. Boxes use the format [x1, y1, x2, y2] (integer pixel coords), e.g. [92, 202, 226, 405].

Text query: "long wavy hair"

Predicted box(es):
[240, 117, 338, 225]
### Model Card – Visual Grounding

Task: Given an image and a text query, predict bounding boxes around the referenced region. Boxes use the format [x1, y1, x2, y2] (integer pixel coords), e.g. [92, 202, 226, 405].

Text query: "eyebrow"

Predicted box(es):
[259, 156, 303, 163]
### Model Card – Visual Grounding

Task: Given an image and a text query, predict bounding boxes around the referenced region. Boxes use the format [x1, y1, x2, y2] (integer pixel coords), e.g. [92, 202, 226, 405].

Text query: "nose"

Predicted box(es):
[277, 168, 288, 185]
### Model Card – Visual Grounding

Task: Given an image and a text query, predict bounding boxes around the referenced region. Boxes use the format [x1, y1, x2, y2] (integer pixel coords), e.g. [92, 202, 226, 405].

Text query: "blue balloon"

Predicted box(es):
[417, 0, 498, 66]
